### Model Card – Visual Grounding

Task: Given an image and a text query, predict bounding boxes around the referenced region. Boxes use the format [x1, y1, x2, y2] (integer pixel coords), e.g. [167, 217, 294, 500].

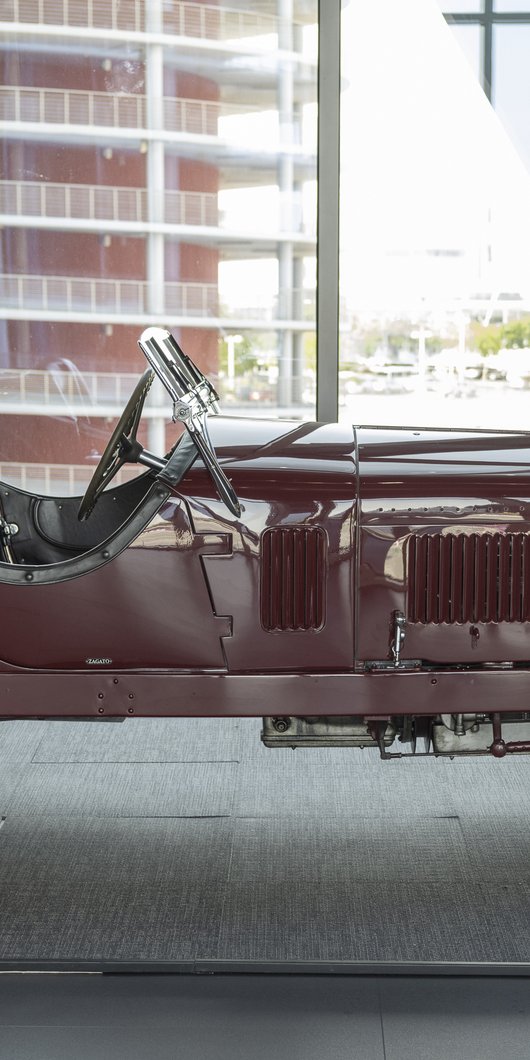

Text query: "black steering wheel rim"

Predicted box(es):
[78, 368, 155, 521]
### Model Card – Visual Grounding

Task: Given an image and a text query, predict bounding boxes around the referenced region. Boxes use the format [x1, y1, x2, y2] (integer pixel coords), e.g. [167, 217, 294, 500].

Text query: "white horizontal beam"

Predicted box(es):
[0, 308, 314, 330]
[0, 119, 315, 159]
[0, 401, 170, 418]
[0, 213, 316, 248]
[0, 22, 312, 65]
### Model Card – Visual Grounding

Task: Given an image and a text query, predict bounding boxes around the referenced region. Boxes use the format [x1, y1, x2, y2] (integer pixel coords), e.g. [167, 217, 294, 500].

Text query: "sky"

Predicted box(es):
[340, 0, 530, 311]
[218, 0, 530, 320]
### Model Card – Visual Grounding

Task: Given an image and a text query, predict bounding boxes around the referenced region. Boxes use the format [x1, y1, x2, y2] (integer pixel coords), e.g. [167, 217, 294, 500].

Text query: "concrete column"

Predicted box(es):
[292, 253, 304, 403]
[145, 1, 165, 317]
[277, 0, 295, 409]
[316, 0, 341, 422]
[148, 415, 167, 454]
[145, 1, 166, 445]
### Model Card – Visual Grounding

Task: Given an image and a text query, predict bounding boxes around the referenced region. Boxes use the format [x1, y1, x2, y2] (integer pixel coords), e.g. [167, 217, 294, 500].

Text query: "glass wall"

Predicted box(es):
[339, 0, 530, 431]
[0, 0, 317, 494]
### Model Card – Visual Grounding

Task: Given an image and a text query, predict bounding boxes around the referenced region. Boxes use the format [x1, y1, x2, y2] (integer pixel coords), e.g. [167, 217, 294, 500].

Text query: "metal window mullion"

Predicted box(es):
[442, 3, 530, 102]
[447, 11, 530, 22]
[316, 0, 341, 423]
[484, 0, 493, 100]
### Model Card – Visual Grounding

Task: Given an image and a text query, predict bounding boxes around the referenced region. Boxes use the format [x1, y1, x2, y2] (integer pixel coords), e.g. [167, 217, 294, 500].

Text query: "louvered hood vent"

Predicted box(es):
[407, 531, 530, 624]
[260, 526, 327, 632]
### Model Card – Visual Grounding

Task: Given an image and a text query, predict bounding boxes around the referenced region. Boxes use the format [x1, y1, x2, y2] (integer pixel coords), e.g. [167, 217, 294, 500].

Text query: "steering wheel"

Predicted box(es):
[78, 369, 155, 521]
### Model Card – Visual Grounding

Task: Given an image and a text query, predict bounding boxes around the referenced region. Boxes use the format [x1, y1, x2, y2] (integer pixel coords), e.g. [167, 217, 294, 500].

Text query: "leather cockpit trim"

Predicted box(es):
[0, 437, 198, 585]
[32, 475, 153, 552]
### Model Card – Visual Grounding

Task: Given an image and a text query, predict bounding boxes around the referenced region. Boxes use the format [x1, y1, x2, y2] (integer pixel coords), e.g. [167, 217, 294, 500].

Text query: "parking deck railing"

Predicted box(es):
[0, 368, 169, 409]
[0, 274, 219, 317]
[0, 180, 219, 227]
[0, 275, 315, 321]
[0, 0, 279, 42]
[0, 366, 316, 417]
[0, 460, 139, 495]
[0, 87, 288, 139]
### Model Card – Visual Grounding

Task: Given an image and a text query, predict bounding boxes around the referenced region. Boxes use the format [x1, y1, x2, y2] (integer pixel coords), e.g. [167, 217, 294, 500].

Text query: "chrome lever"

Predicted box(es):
[138, 327, 241, 519]
[391, 611, 406, 667]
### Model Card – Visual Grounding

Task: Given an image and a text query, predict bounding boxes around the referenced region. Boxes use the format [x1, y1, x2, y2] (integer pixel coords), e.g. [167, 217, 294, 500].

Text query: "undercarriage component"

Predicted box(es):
[261, 715, 396, 748]
[262, 712, 530, 758]
[432, 712, 530, 756]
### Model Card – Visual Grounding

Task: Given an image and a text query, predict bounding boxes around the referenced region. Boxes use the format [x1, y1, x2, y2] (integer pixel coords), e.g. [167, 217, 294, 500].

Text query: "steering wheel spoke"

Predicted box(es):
[78, 369, 155, 521]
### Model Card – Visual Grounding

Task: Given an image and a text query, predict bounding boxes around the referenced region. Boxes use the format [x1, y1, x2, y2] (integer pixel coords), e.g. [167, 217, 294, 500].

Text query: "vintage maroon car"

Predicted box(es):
[0, 326, 529, 761]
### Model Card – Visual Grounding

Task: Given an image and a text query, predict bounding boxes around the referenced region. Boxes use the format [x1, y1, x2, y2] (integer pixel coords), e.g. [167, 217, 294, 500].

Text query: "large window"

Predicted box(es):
[340, 0, 530, 430]
[0, 0, 317, 493]
[4, 1, 530, 491]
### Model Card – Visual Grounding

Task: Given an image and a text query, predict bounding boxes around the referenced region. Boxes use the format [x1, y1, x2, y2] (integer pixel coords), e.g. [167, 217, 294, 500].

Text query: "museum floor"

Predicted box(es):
[0, 715, 529, 966]
[0, 716, 528, 1057]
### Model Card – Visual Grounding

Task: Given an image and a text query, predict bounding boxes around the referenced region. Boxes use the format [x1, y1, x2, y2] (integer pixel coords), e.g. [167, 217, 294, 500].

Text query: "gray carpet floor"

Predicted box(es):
[0, 717, 528, 963]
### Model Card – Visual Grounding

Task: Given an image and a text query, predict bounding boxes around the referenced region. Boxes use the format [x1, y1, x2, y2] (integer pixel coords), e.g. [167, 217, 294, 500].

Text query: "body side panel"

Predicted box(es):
[357, 427, 530, 664]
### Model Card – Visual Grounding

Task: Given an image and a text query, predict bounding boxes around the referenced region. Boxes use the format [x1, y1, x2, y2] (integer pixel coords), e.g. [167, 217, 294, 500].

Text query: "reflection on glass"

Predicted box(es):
[339, 0, 530, 431]
[0, 1, 317, 495]
[448, 24, 483, 81]
[495, 1, 530, 10]
[494, 26, 530, 170]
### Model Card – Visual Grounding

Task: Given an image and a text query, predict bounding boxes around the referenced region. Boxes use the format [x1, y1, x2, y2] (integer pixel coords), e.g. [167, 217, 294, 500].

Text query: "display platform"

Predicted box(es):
[0, 717, 528, 966]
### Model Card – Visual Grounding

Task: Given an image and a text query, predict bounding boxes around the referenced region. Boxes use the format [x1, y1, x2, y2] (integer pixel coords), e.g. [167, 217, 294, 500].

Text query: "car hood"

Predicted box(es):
[356, 425, 530, 524]
[208, 417, 357, 478]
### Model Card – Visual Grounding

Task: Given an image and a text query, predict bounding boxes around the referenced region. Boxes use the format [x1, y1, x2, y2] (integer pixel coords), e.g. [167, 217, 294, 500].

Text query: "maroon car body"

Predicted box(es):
[1, 330, 530, 761]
